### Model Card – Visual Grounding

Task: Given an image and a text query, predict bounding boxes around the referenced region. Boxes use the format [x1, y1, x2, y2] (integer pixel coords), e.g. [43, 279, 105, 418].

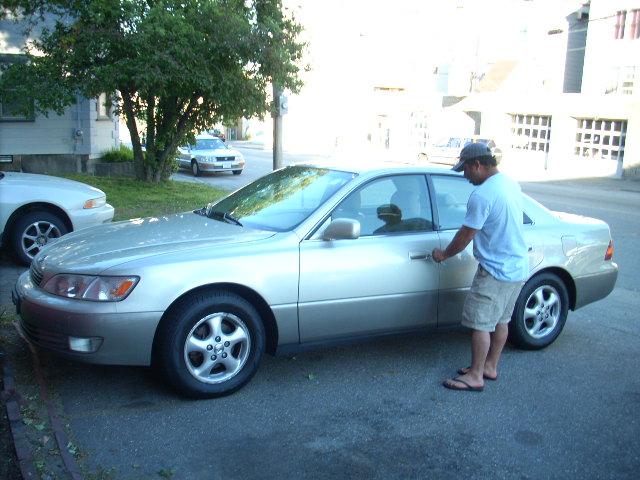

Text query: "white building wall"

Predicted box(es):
[582, 0, 640, 96]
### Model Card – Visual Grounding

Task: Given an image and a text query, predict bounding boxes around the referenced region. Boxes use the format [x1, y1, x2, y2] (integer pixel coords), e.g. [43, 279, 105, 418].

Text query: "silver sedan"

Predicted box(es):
[13, 164, 618, 398]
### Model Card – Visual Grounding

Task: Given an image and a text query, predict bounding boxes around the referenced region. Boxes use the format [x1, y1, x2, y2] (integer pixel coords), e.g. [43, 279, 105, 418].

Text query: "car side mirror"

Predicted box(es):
[322, 218, 361, 240]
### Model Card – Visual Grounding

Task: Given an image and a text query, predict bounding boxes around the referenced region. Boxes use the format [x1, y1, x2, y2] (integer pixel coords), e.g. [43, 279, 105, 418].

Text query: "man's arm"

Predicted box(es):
[432, 225, 477, 263]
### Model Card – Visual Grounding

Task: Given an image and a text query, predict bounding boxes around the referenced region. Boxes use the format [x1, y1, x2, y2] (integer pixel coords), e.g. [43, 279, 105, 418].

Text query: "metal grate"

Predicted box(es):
[30, 261, 44, 287]
[216, 156, 235, 162]
[19, 317, 68, 351]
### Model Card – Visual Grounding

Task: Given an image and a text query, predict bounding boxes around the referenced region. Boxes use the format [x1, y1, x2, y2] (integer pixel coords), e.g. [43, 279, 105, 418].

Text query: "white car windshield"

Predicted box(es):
[203, 166, 356, 231]
[194, 138, 226, 150]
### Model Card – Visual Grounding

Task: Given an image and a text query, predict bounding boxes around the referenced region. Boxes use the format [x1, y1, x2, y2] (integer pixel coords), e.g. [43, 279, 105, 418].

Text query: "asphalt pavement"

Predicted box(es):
[1, 170, 639, 479]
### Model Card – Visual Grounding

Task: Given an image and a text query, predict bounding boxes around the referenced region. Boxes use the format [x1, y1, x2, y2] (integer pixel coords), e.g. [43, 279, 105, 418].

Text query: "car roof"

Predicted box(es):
[291, 160, 463, 177]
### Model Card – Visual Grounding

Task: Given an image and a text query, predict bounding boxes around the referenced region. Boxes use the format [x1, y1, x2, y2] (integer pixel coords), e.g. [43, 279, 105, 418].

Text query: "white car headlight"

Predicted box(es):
[84, 196, 106, 209]
[42, 274, 139, 301]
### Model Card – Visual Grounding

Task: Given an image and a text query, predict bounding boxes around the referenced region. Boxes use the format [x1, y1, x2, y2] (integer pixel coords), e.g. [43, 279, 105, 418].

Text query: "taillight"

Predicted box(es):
[604, 240, 614, 261]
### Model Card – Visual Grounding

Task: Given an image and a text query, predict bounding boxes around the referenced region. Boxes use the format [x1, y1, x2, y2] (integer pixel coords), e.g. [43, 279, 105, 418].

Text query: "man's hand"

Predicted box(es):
[432, 248, 447, 263]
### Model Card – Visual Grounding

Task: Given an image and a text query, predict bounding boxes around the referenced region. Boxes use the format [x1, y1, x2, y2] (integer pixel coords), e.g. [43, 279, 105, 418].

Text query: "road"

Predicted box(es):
[2, 157, 639, 479]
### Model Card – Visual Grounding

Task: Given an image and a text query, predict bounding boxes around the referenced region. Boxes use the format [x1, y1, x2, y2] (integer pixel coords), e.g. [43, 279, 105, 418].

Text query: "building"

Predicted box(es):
[0, 16, 119, 174]
[449, 0, 640, 178]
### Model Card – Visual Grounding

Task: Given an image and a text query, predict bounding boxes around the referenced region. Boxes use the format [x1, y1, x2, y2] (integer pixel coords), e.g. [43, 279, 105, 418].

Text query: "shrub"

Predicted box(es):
[100, 145, 134, 163]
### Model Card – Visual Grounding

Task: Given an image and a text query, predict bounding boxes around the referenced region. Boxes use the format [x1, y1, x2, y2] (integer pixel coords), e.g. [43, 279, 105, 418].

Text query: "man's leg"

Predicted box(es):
[444, 329, 490, 389]
[484, 323, 509, 378]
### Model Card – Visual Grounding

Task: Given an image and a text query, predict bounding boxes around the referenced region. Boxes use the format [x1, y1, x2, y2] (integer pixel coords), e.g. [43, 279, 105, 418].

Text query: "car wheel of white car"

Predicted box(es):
[191, 160, 201, 177]
[232, 170, 242, 175]
[11, 211, 68, 266]
[156, 290, 265, 398]
[509, 273, 569, 350]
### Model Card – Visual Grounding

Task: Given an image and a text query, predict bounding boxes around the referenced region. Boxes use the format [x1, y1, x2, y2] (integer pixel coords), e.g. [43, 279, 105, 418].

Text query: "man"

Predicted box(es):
[432, 143, 528, 392]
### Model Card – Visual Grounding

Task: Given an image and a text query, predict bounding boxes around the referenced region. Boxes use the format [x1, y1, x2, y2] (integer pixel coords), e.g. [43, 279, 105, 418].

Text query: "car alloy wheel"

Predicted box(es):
[509, 273, 569, 350]
[192, 160, 201, 176]
[183, 312, 250, 384]
[11, 211, 68, 266]
[155, 290, 265, 398]
[523, 285, 562, 339]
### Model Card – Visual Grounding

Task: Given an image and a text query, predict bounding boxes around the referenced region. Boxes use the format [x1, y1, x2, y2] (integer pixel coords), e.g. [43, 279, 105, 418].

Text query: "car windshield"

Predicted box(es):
[194, 138, 226, 150]
[203, 166, 356, 231]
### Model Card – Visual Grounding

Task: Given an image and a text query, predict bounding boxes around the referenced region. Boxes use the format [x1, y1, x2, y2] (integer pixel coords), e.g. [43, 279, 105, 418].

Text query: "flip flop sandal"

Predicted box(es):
[442, 376, 484, 392]
[457, 367, 498, 381]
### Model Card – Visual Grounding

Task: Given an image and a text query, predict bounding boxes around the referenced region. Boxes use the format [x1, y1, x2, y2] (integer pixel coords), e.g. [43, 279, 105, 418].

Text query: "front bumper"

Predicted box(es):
[199, 160, 244, 171]
[71, 203, 115, 230]
[14, 270, 162, 366]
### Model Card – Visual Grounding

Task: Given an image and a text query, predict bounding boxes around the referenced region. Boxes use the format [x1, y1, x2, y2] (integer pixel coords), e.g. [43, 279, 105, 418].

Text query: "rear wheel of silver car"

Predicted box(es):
[156, 291, 265, 398]
[11, 211, 68, 266]
[232, 169, 242, 175]
[509, 273, 569, 350]
[191, 160, 201, 177]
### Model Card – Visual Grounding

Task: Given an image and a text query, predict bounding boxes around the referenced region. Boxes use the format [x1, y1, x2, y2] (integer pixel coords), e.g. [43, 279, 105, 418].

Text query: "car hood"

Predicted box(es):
[37, 212, 275, 273]
[0, 171, 105, 197]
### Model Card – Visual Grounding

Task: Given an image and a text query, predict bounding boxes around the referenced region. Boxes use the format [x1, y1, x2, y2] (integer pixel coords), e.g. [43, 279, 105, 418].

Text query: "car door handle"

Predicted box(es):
[409, 251, 432, 260]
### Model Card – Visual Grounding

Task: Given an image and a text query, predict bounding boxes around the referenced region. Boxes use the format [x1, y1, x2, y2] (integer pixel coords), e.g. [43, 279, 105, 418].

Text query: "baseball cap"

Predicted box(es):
[452, 142, 494, 172]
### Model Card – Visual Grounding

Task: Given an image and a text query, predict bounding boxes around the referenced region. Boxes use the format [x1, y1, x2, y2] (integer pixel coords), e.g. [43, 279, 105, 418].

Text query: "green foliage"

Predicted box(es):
[1, 0, 306, 182]
[99, 144, 134, 163]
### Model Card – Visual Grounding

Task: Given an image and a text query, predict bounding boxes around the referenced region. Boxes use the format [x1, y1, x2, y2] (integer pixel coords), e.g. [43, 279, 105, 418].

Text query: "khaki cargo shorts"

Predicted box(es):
[461, 264, 524, 333]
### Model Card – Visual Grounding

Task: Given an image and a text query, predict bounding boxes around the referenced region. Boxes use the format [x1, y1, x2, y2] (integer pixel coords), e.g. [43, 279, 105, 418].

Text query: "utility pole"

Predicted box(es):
[272, 83, 284, 170]
[272, 84, 288, 170]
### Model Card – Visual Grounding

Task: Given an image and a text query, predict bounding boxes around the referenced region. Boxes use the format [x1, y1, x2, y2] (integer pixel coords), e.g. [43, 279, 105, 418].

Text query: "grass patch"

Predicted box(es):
[61, 175, 228, 221]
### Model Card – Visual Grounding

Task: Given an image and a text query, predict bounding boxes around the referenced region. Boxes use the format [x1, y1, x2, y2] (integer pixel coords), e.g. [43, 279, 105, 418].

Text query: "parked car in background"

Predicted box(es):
[177, 133, 244, 176]
[420, 136, 499, 165]
[0, 172, 114, 265]
[13, 163, 617, 398]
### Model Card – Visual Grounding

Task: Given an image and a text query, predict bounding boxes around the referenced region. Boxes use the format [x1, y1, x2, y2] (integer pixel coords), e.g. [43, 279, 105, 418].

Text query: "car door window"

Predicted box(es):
[332, 175, 433, 236]
[431, 175, 475, 230]
[432, 175, 534, 229]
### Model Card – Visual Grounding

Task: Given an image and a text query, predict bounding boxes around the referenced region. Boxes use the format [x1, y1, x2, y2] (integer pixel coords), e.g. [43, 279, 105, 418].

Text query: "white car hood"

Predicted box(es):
[1, 171, 105, 197]
[37, 212, 275, 273]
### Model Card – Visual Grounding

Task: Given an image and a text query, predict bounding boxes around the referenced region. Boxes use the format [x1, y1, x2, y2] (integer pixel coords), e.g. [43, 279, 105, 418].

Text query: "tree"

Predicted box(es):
[0, 0, 305, 181]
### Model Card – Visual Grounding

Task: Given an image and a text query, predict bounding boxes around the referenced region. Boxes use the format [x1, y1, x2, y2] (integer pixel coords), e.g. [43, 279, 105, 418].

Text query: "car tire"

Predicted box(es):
[191, 160, 201, 177]
[232, 170, 242, 175]
[11, 211, 69, 266]
[156, 290, 265, 398]
[508, 273, 569, 350]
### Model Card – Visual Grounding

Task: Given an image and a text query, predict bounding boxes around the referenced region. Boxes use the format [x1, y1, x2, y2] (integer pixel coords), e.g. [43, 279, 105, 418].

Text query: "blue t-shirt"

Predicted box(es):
[463, 173, 529, 282]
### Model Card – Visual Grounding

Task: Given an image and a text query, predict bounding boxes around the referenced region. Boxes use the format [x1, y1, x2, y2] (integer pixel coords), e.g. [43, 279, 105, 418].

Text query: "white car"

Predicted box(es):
[0, 171, 114, 265]
[177, 133, 245, 176]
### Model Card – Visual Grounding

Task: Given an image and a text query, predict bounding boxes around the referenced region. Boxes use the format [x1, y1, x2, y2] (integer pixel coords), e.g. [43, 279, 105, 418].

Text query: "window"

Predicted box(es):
[606, 66, 638, 95]
[0, 93, 34, 121]
[431, 175, 475, 230]
[332, 175, 433, 236]
[510, 114, 552, 152]
[615, 10, 627, 39]
[96, 93, 111, 119]
[574, 118, 626, 161]
[631, 10, 640, 39]
[0, 55, 34, 121]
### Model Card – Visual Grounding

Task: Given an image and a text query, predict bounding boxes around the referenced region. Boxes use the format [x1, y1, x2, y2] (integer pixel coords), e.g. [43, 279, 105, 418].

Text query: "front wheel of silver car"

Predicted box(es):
[155, 290, 265, 398]
[508, 273, 569, 350]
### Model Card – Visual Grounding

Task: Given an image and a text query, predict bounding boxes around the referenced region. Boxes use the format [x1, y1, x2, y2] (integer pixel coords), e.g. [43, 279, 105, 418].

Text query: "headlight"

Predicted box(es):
[42, 274, 139, 301]
[84, 196, 106, 209]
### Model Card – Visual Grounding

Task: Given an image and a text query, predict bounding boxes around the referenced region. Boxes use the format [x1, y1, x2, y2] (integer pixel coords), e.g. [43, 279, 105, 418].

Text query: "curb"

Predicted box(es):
[1, 348, 38, 479]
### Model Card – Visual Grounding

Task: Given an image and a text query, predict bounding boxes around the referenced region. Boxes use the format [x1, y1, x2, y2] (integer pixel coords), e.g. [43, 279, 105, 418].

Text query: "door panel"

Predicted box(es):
[298, 174, 440, 342]
[298, 233, 441, 342]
